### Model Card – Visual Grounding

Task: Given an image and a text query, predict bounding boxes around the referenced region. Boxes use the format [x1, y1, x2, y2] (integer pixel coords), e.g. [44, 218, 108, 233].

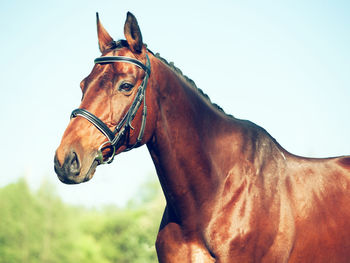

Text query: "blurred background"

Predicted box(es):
[0, 0, 349, 262]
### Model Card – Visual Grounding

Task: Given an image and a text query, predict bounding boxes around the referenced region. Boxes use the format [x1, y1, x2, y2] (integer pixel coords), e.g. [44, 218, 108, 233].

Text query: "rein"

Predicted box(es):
[71, 54, 151, 164]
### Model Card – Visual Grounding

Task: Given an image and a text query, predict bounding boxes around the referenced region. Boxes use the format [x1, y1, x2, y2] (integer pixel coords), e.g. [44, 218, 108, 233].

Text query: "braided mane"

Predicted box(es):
[111, 40, 232, 117]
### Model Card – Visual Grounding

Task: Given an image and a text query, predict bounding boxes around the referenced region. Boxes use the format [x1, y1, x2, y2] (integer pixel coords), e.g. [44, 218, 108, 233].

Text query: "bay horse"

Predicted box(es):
[54, 12, 350, 262]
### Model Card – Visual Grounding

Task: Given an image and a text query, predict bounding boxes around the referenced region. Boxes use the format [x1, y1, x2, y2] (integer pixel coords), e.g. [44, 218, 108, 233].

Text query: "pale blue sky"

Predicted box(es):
[0, 1, 349, 207]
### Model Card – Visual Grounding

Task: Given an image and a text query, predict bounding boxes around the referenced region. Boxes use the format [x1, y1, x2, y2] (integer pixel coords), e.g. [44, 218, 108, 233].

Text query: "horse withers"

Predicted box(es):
[54, 12, 350, 262]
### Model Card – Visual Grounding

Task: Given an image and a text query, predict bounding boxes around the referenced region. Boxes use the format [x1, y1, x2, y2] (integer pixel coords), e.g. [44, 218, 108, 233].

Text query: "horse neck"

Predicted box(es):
[146, 57, 245, 219]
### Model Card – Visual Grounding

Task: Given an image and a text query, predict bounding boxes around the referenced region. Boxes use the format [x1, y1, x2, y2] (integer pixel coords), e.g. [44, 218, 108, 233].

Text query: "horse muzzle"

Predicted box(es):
[54, 151, 96, 184]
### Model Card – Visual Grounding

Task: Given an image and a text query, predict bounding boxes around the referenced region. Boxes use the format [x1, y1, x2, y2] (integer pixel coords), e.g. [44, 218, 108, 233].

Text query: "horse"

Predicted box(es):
[54, 12, 350, 262]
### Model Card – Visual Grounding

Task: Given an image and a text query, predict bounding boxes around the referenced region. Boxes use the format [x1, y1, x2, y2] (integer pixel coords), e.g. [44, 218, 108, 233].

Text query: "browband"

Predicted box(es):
[94, 56, 151, 76]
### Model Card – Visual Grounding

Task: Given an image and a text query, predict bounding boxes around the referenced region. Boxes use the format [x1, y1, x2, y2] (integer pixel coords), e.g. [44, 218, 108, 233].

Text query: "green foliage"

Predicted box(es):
[0, 177, 165, 263]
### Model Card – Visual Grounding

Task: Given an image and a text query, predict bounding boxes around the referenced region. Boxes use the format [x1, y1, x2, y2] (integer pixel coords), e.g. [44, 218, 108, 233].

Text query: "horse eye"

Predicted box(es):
[119, 83, 134, 92]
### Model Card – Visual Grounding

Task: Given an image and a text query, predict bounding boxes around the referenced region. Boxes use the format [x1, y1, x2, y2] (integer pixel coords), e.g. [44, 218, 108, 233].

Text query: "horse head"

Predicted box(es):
[54, 12, 156, 184]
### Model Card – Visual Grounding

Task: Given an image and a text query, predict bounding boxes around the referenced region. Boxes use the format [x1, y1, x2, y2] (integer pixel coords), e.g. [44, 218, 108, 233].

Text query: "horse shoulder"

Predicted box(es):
[204, 155, 292, 262]
[277, 156, 350, 262]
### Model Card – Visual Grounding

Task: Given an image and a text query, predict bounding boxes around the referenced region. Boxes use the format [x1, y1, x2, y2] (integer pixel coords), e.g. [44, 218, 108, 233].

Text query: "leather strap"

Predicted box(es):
[94, 56, 151, 75]
[71, 108, 115, 143]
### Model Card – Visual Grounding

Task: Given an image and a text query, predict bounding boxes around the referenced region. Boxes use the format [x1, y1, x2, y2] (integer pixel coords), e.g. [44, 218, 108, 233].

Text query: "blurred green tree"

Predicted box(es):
[0, 175, 165, 263]
[80, 176, 165, 262]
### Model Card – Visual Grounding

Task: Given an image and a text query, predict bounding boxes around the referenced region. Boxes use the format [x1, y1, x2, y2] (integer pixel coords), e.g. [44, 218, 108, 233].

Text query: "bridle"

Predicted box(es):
[70, 53, 151, 164]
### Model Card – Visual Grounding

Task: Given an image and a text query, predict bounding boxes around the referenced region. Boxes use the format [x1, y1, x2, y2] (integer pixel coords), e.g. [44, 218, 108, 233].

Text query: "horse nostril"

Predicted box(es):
[54, 150, 81, 183]
[69, 152, 80, 176]
[54, 153, 62, 168]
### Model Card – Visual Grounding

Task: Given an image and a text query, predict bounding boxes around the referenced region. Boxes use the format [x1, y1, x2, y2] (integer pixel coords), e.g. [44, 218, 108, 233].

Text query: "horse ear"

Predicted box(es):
[124, 12, 143, 53]
[96, 12, 114, 53]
